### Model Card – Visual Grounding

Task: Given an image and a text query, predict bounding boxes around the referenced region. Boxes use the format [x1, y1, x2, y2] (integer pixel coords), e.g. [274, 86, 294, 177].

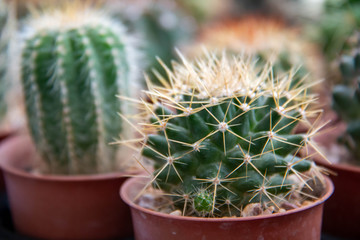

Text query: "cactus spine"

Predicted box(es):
[122, 52, 326, 217]
[332, 36, 360, 160]
[20, 5, 138, 174]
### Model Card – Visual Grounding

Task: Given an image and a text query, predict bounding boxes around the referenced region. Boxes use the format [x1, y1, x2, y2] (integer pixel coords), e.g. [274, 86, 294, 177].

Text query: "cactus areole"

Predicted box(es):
[122, 52, 326, 217]
[20, 6, 137, 174]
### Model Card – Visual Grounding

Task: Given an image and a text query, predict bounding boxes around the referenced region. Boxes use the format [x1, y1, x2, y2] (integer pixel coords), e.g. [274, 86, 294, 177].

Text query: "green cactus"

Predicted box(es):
[332, 37, 360, 159]
[121, 52, 326, 217]
[307, 0, 360, 61]
[0, 0, 11, 119]
[104, 0, 194, 85]
[20, 5, 138, 174]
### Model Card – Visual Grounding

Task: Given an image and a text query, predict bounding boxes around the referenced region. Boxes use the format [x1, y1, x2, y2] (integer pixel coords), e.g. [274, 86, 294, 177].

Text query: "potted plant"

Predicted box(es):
[314, 37, 360, 239]
[0, 3, 141, 240]
[119, 51, 334, 240]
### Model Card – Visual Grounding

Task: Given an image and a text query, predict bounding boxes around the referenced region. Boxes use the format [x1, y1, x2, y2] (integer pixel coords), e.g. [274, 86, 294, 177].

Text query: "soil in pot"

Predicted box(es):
[0, 135, 138, 240]
[120, 176, 334, 240]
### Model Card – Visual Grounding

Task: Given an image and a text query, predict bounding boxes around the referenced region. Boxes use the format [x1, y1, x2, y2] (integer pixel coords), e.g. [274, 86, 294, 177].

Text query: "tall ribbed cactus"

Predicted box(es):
[20, 4, 138, 174]
[121, 52, 326, 217]
[0, 0, 11, 119]
[332, 36, 360, 160]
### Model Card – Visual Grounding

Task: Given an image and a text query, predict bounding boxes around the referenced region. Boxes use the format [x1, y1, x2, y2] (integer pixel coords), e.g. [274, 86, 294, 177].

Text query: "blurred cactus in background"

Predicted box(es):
[0, 0, 12, 121]
[18, 3, 139, 174]
[307, 0, 360, 61]
[120, 52, 326, 217]
[104, 0, 195, 84]
[332, 32, 360, 160]
[175, 0, 231, 23]
[189, 16, 324, 87]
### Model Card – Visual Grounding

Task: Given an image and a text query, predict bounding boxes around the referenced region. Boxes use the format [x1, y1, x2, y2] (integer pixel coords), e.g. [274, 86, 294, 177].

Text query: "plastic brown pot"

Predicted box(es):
[0, 135, 136, 240]
[315, 158, 360, 240]
[120, 176, 334, 240]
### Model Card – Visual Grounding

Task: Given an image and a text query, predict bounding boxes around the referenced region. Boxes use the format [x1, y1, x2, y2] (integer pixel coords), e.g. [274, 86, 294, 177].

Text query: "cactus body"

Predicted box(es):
[332, 44, 360, 160]
[0, 0, 10, 119]
[123, 52, 325, 217]
[21, 6, 138, 174]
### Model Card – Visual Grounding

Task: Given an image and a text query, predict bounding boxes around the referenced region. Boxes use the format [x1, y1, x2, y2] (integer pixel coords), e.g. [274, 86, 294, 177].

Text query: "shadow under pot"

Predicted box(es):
[120, 176, 334, 240]
[0, 135, 136, 240]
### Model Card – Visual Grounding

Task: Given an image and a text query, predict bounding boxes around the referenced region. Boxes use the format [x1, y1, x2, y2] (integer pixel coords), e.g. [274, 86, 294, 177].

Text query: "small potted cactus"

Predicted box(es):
[120, 52, 333, 240]
[0, 3, 141, 240]
[314, 37, 360, 238]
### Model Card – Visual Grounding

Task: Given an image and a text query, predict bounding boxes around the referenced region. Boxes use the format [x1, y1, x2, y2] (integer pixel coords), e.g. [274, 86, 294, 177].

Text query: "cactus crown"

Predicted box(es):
[20, 3, 138, 174]
[332, 33, 360, 160]
[122, 51, 326, 217]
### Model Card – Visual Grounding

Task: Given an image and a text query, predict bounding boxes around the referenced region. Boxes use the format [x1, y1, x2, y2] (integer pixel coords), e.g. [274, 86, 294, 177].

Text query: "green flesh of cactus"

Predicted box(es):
[332, 44, 360, 159]
[130, 53, 322, 217]
[0, 0, 10, 119]
[21, 10, 135, 174]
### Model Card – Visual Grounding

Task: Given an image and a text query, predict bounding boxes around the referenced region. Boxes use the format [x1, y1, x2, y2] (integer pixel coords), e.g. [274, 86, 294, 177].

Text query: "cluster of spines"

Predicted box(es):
[120, 52, 326, 217]
[21, 6, 138, 174]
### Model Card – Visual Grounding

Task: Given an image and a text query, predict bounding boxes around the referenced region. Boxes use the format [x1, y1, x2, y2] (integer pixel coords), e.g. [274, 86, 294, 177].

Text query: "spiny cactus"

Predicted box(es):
[121, 52, 326, 217]
[20, 4, 138, 174]
[332, 36, 360, 160]
[190, 16, 324, 86]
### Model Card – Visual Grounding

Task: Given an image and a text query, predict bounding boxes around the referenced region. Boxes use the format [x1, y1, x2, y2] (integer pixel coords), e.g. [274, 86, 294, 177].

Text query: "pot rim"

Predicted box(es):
[315, 158, 360, 174]
[0, 135, 142, 182]
[120, 175, 334, 222]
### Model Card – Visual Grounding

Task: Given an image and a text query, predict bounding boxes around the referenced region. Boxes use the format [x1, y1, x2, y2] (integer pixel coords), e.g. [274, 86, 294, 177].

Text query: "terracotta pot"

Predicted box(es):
[0, 130, 16, 191]
[0, 135, 135, 240]
[315, 158, 360, 240]
[120, 176, 334, 240]
[312, 119, 360, 239]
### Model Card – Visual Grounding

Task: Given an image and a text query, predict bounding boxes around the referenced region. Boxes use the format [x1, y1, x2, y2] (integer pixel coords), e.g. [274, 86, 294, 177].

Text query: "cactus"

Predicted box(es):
[332, 35, 360, 160]
[191, 16, 324, 86]
[20, 4, 138, 174]
[307, 0, 360, 61]
[0, 0, 11, 119]
[121, 52, 326, 217]
[104, 0, 194, 84]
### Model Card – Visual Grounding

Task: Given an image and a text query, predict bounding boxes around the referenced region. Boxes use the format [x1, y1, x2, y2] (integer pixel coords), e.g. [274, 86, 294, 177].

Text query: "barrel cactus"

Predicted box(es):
[121, 52, 326, 217]
[20, 4, 139, 174]
[332, 38, 360, 160]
